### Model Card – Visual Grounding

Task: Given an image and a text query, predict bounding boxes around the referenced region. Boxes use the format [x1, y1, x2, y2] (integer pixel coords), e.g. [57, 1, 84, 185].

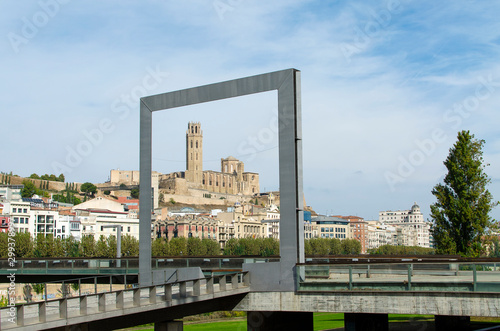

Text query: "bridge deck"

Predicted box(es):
[0, 272, 249, 330]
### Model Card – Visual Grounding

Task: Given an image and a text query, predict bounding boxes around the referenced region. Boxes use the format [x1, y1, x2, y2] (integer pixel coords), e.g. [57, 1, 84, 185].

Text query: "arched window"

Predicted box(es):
[196, 153, 198, 160]
[196, 141, 198, 148]
[191, 126, 194, 133]
[195, 126, 198, 133]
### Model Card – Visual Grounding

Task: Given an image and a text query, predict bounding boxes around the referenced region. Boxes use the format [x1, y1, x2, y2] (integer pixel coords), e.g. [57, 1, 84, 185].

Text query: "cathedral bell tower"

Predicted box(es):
[186, 122, 203, 185]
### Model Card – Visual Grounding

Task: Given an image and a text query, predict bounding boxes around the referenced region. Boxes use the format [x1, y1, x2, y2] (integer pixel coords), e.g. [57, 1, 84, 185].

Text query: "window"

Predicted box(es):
[62, 226, 65, 232]
[14, 217, 18, 224]
[128, 226, 130, 232]
[191, 140, 193, 148]
[101, 226, 104, 231]
[196, 141, 198, 148]
[23, 209, 27, 213]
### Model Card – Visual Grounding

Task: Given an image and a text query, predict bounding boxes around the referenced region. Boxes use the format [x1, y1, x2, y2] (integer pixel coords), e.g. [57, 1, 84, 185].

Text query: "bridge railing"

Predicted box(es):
[0, 270, 249, 329]
[296, 261, 500, 292]
[0, 257, 278, 275]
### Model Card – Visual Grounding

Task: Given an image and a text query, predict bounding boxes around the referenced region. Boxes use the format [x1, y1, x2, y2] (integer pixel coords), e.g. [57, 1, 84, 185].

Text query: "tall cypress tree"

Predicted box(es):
[430, 130, 498, 256]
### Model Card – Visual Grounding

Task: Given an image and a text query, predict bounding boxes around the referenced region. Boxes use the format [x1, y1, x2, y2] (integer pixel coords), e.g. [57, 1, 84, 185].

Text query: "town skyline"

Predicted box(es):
[2, 2, 500, 222]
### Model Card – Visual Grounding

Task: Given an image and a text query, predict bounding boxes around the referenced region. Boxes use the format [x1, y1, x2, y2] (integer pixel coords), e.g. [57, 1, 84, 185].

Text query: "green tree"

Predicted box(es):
[21, 180, 37, 198]
[14, 232, 33, 257]
[52, 237, 65, 257]
[152, 238, 169, 256]
[107, 235, 117, 258]
[121, 234, 139, 256]
[29, 173, 40, 179]
[223, 238, 242, 255]
[95, 235, 108, 257]
[328, 238, 342, 255]
[80, 182, 97, 200]
[104, 190, 111, 195]
[169, 237, 187, 256]
[31, 283, 45, 296]
[489, 237, 500, 258]
[308, 238, 330, 256]
[130, 188, 139, 199]
[63, 236, 80, 257]
[57, 173, 65, 182]
[34, 234, 54, 257]
[430, 131, 498, 256]
[0, 233, 8, 258]
[79, 235, 96, 257]
[187, 237, 205, 256]
[238, 238, 260, 255]
[341, 239, 361, 255]
[259, 237, 279, 256]
[202, 239, 220, 256]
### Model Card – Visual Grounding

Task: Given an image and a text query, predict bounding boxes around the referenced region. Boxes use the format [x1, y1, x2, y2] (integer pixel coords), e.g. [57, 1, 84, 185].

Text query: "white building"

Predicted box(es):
[0, 185, 22, 201]
[73, 196, 140, 239]
[314, 216, 351, 240]
[2, 201, 31, 233]
[56, 212, 81, 240]
[367, 221, 397, 249]
[378, 203, 432, 248]
[29, 208, 59, 237]
[78, 209, 139, 239]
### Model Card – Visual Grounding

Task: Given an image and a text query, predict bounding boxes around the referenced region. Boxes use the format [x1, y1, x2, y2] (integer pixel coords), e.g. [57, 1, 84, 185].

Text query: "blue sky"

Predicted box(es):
[1, 1, 500, 221]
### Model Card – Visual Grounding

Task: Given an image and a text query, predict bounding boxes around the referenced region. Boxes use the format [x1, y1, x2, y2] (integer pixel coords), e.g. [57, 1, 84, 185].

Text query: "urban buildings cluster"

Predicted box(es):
[1, 183, 432, 254]
[0, 122, 433, 254]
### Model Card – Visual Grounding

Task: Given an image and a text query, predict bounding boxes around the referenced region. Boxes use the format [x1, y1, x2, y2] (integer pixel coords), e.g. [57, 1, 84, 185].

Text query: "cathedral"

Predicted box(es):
[158, 122, 260, 197]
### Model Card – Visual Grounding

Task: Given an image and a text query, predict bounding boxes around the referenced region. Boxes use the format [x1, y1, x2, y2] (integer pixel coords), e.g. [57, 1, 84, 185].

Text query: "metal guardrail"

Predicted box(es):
[297, 262, 500, 293]
[0, 257, 278, 276]
[0, 270, 249, 329]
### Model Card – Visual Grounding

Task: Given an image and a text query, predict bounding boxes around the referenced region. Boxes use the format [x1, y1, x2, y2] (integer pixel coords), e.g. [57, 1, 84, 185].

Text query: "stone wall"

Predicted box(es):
[6, 175, 80, 192]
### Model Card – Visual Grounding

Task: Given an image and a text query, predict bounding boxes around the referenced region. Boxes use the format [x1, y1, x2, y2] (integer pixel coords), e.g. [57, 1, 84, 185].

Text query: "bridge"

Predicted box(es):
[2, 257, 500, 330]
[2, 69, 500, 330]
[0, 257, 276, 283]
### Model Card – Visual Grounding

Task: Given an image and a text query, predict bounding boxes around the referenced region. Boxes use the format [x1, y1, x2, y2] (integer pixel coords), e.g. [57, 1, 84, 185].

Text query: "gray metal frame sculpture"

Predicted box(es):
[139, 69, 304, 289]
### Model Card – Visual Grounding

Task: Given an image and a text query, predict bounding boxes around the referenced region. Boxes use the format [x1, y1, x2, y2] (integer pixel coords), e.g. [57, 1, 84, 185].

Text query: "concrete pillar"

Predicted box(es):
[247, 311, 313, 331]
[435, 315, 470, 330]
[155, 320, 183, 331]
[344, 313, 388, 331]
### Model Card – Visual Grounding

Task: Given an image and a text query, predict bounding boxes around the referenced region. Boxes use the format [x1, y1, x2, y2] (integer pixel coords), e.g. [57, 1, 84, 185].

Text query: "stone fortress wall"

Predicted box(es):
[107, 122, 260, 206]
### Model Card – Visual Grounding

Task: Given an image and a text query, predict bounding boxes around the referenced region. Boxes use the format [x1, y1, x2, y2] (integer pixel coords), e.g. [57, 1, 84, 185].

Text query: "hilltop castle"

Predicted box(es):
[158, 122, 260, 196]
[109, 122, 260, 205]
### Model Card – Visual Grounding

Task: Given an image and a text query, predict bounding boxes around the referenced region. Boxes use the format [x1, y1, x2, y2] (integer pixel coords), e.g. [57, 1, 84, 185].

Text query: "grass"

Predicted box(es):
[313, 313, 344, 330]
[122, 313, 500, 331]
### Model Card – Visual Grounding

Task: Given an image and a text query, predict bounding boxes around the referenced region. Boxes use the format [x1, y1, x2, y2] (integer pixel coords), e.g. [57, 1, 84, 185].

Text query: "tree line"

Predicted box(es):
[368, 244, 435, 255]
[0, 233, 139, 258]
[29, 173, 65, 182]
[3, 232, 497, 259]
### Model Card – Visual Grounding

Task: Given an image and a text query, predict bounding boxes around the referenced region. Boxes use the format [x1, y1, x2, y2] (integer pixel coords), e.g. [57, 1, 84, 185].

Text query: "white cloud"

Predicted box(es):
[1, 1, 500, 220]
